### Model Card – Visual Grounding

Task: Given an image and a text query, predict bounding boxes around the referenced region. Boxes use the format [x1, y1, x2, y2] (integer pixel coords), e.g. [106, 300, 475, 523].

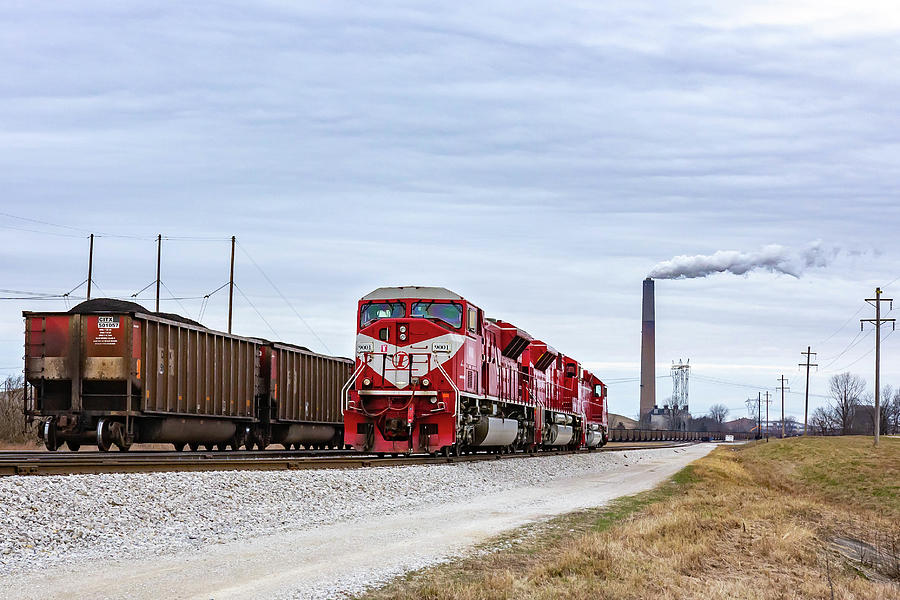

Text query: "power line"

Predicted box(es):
[236, 241, 332, 354]
[816, 306, 865, 347]
[234, 283, 279, 339]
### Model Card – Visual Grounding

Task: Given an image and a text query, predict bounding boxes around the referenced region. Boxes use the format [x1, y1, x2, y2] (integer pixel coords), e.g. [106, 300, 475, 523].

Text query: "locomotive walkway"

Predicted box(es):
[0, 441, 692, 476]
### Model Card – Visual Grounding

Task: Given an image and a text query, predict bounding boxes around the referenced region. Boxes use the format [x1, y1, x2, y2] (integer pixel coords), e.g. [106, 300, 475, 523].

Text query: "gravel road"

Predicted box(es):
[0, 444, 715, 599]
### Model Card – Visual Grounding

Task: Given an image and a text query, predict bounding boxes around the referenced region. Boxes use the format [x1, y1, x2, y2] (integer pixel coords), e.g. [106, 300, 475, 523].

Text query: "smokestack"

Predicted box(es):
[640, 278, 656, 420]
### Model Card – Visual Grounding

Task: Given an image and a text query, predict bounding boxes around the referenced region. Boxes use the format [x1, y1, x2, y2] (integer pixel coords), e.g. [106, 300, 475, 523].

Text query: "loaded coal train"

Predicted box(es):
[24, 299, 350, 451]
[24, 288, 608, 454]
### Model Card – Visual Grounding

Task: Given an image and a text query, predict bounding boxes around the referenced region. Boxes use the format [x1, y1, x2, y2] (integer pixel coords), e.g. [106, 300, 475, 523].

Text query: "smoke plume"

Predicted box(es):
[648, 242, 837, 280]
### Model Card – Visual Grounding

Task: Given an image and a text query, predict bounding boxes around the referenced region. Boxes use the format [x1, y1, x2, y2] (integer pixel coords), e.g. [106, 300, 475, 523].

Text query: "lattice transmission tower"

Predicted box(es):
[671, 359, 690, 412]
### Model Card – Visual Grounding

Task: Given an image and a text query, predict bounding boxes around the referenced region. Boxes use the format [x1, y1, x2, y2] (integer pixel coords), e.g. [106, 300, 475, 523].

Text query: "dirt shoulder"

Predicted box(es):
[359, 437, 900, 600]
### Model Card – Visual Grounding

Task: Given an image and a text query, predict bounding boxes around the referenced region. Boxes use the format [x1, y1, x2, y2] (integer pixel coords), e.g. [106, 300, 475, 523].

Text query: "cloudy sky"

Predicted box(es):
[2, 1, 899, 422]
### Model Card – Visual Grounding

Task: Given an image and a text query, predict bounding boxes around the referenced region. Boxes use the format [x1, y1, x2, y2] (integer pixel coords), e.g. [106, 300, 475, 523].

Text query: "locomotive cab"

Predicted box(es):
[346, 287, 471, 455]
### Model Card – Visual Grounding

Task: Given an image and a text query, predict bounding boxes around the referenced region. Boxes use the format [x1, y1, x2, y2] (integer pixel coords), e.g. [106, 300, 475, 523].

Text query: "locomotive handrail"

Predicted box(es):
[433, 359, 459, 417]
[341, 360, 368, 413]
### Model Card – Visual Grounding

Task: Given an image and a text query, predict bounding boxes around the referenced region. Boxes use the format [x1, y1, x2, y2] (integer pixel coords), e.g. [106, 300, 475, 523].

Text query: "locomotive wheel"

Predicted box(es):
[442, 446, 451, 458]
[173, 443, 185, 452]
[452, 445, 461, 457]
[189, 442, 200, 452]
[66, 441, 81, 452]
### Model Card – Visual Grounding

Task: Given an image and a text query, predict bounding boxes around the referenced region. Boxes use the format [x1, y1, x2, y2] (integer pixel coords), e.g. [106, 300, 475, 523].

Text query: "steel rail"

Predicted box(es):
[0, 441, 698, 477]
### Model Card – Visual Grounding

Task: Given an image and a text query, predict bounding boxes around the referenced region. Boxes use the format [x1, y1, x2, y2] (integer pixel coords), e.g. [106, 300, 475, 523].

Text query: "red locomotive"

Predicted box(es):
[343, 287, 608, 455]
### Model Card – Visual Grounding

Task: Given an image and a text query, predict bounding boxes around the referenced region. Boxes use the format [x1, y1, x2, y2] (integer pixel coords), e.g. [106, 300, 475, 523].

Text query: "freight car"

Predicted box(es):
[24, 299, 352, 451]
[343, 287, 608, 455]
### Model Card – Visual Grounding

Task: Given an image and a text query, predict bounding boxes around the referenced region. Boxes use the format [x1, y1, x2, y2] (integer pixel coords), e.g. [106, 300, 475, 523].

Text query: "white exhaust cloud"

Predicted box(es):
[648, 242, 837, 280]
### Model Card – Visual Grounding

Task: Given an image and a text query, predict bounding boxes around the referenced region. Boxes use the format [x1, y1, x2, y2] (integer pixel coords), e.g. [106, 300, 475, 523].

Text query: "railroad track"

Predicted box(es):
[0, 441, 697, 477]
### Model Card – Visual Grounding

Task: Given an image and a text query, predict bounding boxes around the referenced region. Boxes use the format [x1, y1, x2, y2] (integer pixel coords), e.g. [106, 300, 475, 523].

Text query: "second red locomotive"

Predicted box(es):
[343, 287, 608, 455]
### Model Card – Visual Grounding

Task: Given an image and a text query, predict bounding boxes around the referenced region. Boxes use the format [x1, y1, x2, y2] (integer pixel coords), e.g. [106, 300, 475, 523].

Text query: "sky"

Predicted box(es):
[2, 1, 900, 422]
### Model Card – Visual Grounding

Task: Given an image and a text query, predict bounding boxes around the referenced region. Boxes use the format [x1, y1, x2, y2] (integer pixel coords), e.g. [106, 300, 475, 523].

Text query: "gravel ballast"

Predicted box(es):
[0, 449, 677, 576]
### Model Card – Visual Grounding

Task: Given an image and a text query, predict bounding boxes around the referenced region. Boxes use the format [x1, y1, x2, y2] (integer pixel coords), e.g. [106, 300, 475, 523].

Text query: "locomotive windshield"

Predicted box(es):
[411, 302, 463, 329]
[359, 302, 406, 327]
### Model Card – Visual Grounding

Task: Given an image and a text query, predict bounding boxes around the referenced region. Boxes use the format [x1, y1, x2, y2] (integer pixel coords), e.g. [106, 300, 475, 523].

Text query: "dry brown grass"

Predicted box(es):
[360, 437, 900, 600]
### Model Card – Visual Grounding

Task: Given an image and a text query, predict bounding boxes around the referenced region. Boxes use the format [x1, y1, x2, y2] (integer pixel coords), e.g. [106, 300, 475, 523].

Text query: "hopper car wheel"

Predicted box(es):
[66, 441, 81, 452]
[189, 442, 200, 452]
[173, 443, 185, 452]
[96, 419, 113, 452]
[42, 419, 59, 452]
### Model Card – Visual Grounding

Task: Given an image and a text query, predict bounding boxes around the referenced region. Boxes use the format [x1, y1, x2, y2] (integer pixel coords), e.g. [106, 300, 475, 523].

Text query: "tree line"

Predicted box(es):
[809, 372, 900, 435]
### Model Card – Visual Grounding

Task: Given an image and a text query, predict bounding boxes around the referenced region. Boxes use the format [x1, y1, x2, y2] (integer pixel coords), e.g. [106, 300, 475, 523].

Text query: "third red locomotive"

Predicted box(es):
[343, 287, 608, 455]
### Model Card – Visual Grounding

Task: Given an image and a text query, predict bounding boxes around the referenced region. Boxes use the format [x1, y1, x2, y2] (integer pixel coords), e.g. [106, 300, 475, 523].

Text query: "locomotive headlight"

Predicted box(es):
[399, 333, 407, 341]
[399, 325, 407, 333]
[421, 378, 430, 388]
[363, 377, 372, 387]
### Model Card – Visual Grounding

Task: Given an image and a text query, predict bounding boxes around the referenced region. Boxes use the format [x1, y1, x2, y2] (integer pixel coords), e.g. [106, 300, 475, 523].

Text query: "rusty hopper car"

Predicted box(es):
[24, 299, 352, 451]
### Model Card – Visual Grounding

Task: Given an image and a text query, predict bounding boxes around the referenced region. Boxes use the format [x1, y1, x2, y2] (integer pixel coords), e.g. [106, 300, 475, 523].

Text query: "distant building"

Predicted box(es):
[724, 417, 756, 434]
[647, 404, 690, 431]
[609, 413, 639, 429]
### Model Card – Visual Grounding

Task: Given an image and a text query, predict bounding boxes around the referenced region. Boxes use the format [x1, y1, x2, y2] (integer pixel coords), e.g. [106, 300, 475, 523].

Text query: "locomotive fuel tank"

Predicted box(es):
[585, 429, 604, 447]
[472, 416, 518, 447]
[545, 424, 573, 446]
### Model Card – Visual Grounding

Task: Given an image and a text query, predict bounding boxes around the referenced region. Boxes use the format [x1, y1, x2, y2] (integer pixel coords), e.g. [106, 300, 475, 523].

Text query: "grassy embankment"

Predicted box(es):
[361, 437, 900, 599]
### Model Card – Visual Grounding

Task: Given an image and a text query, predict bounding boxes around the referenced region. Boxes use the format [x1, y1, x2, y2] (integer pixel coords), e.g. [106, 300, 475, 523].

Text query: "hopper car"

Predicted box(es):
[343, 287, 608, 456]
[24, 299, 351, 451]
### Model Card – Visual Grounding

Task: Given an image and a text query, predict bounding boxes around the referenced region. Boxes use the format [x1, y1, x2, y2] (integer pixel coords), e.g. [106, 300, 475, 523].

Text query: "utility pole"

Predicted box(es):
[228, 236, 235, 334]
[757, 392, 762, 440]
[155, 234, 162, 312]
[86, 234, 94, 300]
[861, 288, 895, 446]
[799, 347, 817, 435]
[777, 375, 790, 438]
[764, 391, 771, 442]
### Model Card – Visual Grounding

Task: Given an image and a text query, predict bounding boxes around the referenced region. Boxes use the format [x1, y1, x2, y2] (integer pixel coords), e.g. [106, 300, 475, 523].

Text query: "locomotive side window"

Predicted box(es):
[410, 302, 463, 329]
[359, 302, 406, 327]
[467, 308, 477, 333]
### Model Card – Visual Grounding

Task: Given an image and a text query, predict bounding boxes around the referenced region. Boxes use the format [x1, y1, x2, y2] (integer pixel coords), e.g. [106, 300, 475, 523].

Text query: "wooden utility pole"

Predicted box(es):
[799, 347, 817, 435]
[757, 392, 762, 440]
[86, 234, 94, 300]
[155, 234, 162, 312]
[764, 391, 771, 442]
[861, 288, 895, 446]
[228, 236, 235, 334]
[777, 375, 789, 438]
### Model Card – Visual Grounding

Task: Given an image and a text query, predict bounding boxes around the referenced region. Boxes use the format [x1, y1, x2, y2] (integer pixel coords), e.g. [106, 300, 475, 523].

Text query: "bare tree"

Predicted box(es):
[708, 403, 729, 424]
[783, 415, 798, 436]
[810, 406, 835, 435]
[829, 372, 865, 435]
[0, 376, 35, 445]
[881, 385, 900, 435]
